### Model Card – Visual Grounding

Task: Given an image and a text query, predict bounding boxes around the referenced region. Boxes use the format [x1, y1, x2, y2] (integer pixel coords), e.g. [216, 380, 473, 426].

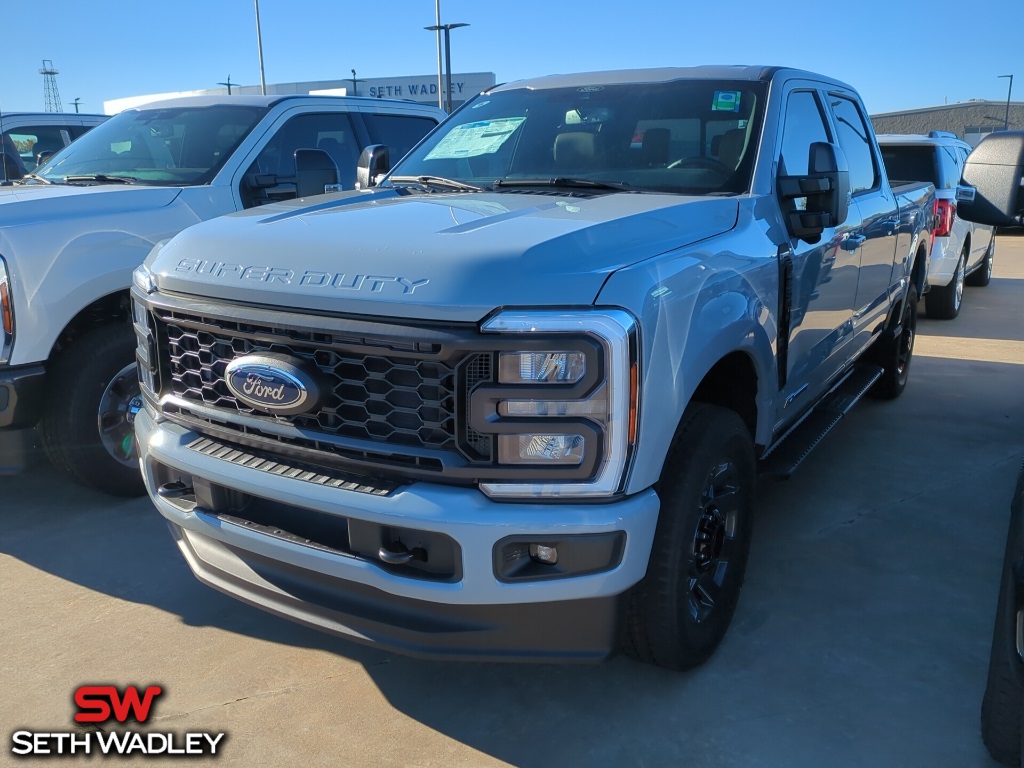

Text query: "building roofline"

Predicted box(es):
[872, 100, 1024, 118]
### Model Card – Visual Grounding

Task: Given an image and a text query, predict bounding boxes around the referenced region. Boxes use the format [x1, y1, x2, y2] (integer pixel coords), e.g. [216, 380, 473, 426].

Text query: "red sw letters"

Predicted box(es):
[74, 685, 163, 723]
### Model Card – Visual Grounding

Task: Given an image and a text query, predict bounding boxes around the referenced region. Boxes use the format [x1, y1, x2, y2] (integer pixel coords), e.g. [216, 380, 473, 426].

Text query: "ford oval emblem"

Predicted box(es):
[224, 354, 320, 416]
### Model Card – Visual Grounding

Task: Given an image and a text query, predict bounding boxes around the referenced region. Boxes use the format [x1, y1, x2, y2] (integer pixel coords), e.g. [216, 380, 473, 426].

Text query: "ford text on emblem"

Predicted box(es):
[224, 355, 320, 416]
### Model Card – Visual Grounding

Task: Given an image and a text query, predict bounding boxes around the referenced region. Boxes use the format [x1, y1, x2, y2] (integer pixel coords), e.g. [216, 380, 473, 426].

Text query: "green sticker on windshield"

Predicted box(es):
[712, 91, 741, 112]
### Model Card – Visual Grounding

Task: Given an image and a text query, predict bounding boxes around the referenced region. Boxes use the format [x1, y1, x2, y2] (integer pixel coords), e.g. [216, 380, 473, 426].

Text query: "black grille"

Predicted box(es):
[154, 309, 485, 454]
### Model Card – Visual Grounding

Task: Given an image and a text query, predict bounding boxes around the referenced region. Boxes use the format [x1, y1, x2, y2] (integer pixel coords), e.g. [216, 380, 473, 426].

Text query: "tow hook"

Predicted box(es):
[157, 480, 195, 499]
[378, 541, 428, 566]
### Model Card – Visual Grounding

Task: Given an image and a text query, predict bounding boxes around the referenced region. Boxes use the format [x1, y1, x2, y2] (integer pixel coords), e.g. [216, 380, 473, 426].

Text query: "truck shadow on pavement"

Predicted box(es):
[0, 455, 387, 667]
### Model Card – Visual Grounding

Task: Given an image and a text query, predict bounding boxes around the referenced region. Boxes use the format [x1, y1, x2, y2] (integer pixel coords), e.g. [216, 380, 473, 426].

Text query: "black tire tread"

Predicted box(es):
[981, 464, 1024, 766]
[966, 237, 995, 287]
[39, 323, 145, 497]
[870, 284, 917, 400]
[622, 403, 755, 670]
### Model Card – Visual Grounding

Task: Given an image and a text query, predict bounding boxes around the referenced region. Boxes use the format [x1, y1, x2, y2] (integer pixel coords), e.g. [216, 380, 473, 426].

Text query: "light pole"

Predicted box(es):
[254, 0, 267, 96]
[69, 98, 81, 114]
[998, 74, 1014, 131]
[350, 69, 366, 97]
[433, 1, 442, 110]
[424, 22, 469, 113]
[217, 76, 235, 95]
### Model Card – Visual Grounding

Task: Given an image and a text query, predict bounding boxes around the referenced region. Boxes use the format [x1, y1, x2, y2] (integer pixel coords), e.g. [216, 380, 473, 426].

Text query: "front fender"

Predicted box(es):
[597, 230, 779, 495]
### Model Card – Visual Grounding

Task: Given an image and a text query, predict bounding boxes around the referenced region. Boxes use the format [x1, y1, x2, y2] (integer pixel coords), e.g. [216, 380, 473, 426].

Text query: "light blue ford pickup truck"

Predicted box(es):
[131, 66, 935, 669]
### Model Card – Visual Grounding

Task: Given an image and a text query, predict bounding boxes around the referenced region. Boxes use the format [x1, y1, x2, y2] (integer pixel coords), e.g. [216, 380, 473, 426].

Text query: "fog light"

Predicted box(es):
[529, 544, 558, 565]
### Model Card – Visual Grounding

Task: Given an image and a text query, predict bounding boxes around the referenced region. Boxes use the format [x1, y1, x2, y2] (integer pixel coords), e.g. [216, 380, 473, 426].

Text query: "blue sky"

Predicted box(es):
[2, 0, 1021, 116]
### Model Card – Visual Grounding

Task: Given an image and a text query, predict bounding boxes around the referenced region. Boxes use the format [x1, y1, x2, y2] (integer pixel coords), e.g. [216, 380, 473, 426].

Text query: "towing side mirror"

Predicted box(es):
[956, 131, 1024, 227]
[294, 148, 340, 198]
[777, 142, 851, 242]
[356, 144, 390, 189]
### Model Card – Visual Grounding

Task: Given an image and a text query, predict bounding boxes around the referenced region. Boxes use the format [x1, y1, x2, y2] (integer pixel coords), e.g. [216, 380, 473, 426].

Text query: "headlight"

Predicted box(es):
[130, 289, 159, 394]
[0, 257, 13, 364]
[498, 351, 586, 384]
[476, 310, 639, 499]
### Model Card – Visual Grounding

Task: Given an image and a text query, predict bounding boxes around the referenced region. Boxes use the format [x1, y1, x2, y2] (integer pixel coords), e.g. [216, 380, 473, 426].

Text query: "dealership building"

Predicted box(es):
[103, 72, 497, 114]
[870, 100, 1024, 147]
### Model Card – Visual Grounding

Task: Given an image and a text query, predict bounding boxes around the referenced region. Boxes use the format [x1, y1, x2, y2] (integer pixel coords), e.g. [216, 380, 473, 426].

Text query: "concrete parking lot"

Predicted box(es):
[3, 236, 1023, 768]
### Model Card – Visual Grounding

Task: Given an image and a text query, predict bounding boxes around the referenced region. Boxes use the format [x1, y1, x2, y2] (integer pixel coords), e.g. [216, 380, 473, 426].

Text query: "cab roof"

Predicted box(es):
[489, 65, 855, 93]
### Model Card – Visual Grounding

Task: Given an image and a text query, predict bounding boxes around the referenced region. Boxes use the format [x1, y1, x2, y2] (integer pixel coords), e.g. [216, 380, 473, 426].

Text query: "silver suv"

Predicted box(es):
[1, 112, 108, 184]
[878, 132, 996, 319]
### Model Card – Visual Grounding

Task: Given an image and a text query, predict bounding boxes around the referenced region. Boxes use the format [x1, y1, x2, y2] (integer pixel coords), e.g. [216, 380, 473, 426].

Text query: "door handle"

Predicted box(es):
[841, 234, 866, 252]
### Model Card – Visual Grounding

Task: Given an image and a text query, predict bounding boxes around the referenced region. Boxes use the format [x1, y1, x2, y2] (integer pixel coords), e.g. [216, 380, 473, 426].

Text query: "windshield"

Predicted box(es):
[387, 79, 766, 195]
[32, 104, 268, 186]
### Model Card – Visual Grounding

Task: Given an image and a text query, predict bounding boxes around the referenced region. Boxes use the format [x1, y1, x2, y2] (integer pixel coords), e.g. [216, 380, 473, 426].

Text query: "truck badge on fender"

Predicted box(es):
[224, 355, 320, 416]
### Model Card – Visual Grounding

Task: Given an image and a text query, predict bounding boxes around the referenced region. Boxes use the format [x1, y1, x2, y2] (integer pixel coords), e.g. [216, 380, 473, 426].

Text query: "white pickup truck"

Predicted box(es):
[0, 95, 444, 495]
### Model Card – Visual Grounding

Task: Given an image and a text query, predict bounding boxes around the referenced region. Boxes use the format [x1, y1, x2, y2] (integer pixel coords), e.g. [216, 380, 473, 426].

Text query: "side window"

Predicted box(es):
[246, 112, 361, 204]
[362, 114, 438, 164]
[936, 145, 962, 189]
[828, 96, 877, 195]
[9, 126, 70, 168]
[779, 90, 830, 177]
[779, 90, 830, 213]
[68, 124, 99, 141]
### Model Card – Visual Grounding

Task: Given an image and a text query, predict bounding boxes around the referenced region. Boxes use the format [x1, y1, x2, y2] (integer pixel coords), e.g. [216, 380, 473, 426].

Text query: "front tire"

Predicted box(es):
[926, 245, 965, 319]
[870, 284, 917, 400]
[622, 404, 755, 670]
[967, 237, 996, 287]
[40, 324, 146, 497]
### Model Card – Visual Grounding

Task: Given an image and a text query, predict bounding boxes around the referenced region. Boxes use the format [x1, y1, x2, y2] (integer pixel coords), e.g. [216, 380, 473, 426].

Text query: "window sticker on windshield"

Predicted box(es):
[712, 91, 741, 112]
[424, 118, 526, 160]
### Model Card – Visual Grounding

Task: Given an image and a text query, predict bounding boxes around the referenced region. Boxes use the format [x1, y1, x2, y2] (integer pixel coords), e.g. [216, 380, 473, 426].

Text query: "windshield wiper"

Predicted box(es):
[387, 175, 483, 192]
[63, 174, 138, 185]
[494, 177, 633, 192]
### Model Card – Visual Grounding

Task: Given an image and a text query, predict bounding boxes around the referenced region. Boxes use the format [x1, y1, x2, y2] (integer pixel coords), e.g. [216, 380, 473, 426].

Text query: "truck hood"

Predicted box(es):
[148, 189, 739, 322]
[0, 183, 181, 224]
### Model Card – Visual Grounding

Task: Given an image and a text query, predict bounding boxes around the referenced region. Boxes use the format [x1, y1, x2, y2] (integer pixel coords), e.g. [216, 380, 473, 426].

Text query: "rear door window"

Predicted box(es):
[362, 113, 439, 164]
[828, 95, 878, 195]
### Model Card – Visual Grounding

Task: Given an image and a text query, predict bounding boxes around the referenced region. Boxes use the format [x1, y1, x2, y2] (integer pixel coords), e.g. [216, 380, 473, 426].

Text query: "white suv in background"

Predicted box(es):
[878, 132, 996, 319]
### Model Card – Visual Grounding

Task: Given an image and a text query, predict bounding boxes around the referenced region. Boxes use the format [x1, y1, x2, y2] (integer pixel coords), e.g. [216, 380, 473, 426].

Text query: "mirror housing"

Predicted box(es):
[356, 144, 390, 189]
[777, 142, 850, 241]
[294, 148, 340, 198]
[956, 131, 1024, 227]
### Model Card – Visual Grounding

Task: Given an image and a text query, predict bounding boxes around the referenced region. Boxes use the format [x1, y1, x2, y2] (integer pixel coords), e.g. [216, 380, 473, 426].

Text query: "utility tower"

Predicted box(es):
[39, 60, 62, 112]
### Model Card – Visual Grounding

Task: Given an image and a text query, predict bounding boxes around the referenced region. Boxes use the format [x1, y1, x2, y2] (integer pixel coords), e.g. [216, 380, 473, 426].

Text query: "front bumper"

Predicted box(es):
[0, 363, 46, 429]
[137, 411, 661, 662]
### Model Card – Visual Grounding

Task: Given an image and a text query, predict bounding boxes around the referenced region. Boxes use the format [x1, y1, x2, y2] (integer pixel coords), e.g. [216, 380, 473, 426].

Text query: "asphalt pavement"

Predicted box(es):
[2, 235, 1023, 768]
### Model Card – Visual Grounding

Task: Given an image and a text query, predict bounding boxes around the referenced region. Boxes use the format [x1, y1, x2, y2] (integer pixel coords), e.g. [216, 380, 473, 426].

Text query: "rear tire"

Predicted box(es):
[870, 284, 917, 400]
[40, 324, 146, 497]
[926, 245, 965, 319]
[967, 237, 995, 287]
[981, 465, 1024, 766]
[622, 404, 755, 670]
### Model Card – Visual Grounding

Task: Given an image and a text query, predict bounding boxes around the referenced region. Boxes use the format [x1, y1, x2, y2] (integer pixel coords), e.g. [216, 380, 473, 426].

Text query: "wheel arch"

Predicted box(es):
[48, 289, 132, 361]
[627, 347, 763, 495]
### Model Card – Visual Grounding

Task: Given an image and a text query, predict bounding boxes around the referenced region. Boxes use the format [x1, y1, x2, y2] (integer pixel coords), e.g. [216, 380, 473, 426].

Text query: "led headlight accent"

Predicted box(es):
[480, 310, 638, 498]
[0, 257, 14, 364]
[132, 263, 157, 294]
